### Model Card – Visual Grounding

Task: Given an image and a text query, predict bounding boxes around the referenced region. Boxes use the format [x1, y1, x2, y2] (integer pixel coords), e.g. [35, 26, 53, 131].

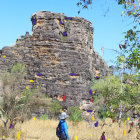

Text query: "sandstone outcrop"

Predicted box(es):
[0, 11, 111, 110]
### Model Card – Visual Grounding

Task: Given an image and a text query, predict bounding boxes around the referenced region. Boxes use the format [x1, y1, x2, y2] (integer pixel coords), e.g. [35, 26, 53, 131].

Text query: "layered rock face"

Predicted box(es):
[0, 11, 110, 110]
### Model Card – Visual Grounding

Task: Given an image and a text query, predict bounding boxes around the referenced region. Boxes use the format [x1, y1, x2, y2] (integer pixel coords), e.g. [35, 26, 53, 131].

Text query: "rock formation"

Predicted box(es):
[0, 11, 111, 110]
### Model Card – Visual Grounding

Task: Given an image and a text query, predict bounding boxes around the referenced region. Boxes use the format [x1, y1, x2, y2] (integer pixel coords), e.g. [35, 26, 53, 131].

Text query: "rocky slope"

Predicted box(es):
[0, 11, 111, 110]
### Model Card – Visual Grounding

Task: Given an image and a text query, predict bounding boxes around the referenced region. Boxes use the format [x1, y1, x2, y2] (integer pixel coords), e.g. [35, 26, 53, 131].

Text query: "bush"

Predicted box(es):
[50, 100, 62, 117]
[0, 63, 39, 129]
[69, 106, 83, 122]
[90, 74, 140, 121]
[97, 106, 116, 121]
[40, 114, 48, 120]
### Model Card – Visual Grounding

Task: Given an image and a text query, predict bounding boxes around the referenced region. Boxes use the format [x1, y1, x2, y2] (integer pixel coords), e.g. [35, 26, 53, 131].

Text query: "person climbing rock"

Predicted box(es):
[58, 112, 69, 140]
[100, 132, 106, 140]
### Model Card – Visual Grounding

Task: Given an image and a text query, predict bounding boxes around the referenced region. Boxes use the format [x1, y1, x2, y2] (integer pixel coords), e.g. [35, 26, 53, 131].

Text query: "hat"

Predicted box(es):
[59, 112, 69, 120]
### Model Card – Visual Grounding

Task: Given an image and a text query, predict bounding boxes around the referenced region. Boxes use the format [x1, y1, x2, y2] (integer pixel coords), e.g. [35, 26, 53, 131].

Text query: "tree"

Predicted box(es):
[77, 0, 140, 70]
[90, 74, 140, 121]
[0, 63, 40, 128]
[118, 29, 140, 70]
[91, 75, 121, 120]
[50, 100, 62, 119]
[116, 0, 140, 69]
[69, 106, 83, 123]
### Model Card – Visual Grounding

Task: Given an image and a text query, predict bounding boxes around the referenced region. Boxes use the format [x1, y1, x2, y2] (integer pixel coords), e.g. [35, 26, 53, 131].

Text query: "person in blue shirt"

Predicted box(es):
[59, 112, 70, 140]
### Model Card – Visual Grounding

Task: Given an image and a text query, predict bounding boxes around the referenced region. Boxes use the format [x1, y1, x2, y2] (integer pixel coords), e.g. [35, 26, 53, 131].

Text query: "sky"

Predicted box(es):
[0, 0, 136, 68]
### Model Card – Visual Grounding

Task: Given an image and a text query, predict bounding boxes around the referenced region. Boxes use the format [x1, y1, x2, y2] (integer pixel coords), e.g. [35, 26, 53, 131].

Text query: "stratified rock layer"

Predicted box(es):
[0, 11, 110, 109]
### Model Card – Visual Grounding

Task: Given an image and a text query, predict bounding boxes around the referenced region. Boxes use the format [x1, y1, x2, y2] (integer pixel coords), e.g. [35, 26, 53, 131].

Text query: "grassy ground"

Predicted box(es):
[0, 118, 139, 140]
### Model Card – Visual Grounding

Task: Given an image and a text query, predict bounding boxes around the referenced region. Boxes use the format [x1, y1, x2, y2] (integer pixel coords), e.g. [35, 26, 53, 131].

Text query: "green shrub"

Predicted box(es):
[69, 106, 83, 122]
[50, 100, 62, 115]
[40, 114, 48, 120]
[91, 74, 140, 121]
[97, 106, 116, 121]
[0, 63, 40, 128]
[11, 62, 25, 74]
[61, 36, 67, 41]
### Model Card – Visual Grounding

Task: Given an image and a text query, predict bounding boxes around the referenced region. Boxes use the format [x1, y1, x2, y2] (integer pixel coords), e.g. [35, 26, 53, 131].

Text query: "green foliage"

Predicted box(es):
[39, 114, 48, 120]
[16, 45, 20, 47]
[16, 40, 21, 44]
[91, 75, 121, 119]
[11, 62, 25, 73]
[11, 62, 26, 79]
[122, 74, 140, 114]
[2, 63, 26, 87]
[16, 88, 36, 110]
[91, 74, 140, 120]
[118, 0, 126, 5]
[61, 36, 67, 41]
[50, 100, 62, 114]
[76, 0, 140, 70]
[98, 106, 116, 121]
[69, 106, 83, 122]
[117, 56, 125, 64]
[0, 63, 39, 128]
[44, 93, 50, 98]
[2, 70, 13, 85]
[118, 28, 140, 69]
[117, 0, 140, 70]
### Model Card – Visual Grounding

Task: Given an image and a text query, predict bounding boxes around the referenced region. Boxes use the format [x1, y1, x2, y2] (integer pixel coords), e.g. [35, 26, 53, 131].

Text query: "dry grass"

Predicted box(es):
[0, 118, 139, 140]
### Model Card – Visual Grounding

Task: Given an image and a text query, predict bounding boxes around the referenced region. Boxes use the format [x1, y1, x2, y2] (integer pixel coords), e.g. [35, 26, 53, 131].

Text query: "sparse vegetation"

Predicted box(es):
[50, 100, 62, 119]
[61, 35, 67, 41]
[91, 74, 140, 122]
[69, 106, 83, 122]
[39, 114, 48, 120]
[0, 63, 44, 137]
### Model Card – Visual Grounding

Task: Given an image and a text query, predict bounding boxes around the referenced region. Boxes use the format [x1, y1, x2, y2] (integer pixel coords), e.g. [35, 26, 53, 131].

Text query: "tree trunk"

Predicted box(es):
[119, 63, 123, 125]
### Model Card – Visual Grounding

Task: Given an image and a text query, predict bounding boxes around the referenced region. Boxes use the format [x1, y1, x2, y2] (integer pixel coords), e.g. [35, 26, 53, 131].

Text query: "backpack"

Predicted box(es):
[56, 121, 63, 138]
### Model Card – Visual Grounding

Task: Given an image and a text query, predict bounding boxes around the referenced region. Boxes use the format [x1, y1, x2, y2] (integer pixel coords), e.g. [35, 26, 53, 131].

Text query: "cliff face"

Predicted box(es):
[0, 11, 110, 109]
